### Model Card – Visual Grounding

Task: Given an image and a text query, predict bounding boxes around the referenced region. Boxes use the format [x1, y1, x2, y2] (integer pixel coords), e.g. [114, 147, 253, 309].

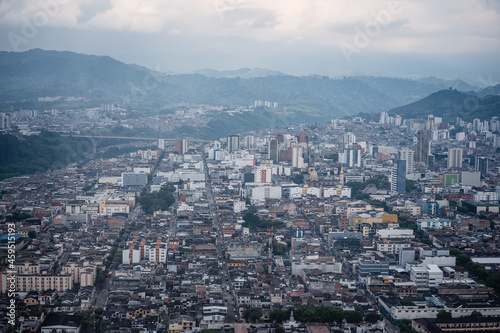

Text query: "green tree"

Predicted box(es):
[436, 310, 452, 319]
[449, 247, 460, 256]
[469, 310, 483, 318]
[292, 174, 304, 184]
[343, 311, 363, 323]
[364, 313, 381, 323]
[269, 309, 290, 323]
[243, 308, 263, 323]
[28, 230, 37, 239]
[400, 299, 416, 306]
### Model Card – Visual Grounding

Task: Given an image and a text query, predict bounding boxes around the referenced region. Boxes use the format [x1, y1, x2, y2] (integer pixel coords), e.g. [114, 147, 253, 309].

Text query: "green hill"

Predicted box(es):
[0, 49, 495, 131]
[389, 89, 500, 121]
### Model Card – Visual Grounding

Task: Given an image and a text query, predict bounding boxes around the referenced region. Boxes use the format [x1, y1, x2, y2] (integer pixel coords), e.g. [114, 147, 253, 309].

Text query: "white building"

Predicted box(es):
[399, 148, 415, 175]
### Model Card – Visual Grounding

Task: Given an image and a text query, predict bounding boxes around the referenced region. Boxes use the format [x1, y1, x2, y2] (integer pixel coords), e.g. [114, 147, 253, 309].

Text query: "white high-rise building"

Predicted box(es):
[292, 146, 305, 168]
[399, 148, 414, 175]
[342, 132, 356, 148]
[447, 147, 463, 169]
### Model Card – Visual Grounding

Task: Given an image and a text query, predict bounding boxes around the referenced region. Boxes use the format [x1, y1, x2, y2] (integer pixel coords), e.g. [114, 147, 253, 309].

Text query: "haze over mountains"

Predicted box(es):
[0, 49, 498, 130]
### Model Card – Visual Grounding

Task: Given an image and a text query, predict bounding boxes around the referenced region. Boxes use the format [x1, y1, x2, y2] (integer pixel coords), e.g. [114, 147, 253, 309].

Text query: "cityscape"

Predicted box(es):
[0, 98, 499, 333]
[1, 1, 500, 333]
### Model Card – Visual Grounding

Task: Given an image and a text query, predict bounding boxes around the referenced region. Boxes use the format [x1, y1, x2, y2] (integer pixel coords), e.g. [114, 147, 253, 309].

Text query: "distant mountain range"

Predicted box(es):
[192, 68, 286, 78]
[0, 49, 498, 134]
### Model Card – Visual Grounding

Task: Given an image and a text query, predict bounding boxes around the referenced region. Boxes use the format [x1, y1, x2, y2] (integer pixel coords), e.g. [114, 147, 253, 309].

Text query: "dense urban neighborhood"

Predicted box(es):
[1, 104, 500, 333]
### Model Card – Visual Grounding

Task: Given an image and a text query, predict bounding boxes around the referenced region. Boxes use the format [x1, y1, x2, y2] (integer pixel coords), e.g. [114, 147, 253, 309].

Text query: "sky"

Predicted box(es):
[0, 0, 499, 83]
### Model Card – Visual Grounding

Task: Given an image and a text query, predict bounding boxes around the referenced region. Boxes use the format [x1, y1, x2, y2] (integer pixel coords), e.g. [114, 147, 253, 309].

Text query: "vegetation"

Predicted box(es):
[0, 132, 92, 180]
[243, 308, 263, 323]
[400, 299, 416, 306]
[269, 306, 362, 324]
[399, 319, 418, 333]
[138, 184, 176, 215]
[449, 249, 500, 294]
[272, 240, 287, 256]
[242, 211, 284, 230]
[292, 174, 304, 184]
[364, 313, 382, 322]
[389, 89, 500, 122]
[436, 310, 452, 318]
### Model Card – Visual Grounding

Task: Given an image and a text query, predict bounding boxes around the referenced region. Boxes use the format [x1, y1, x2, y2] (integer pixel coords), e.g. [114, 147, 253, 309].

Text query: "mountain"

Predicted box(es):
[477, 84, 500, 98]
[0, 49, 496, 136]
[389, 89, 500, 121]
[193, 67, 286, 78]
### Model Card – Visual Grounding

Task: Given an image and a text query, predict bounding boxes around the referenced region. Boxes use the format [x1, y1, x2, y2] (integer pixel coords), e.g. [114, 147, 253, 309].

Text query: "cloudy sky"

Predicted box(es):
[0, 0, 499, 82]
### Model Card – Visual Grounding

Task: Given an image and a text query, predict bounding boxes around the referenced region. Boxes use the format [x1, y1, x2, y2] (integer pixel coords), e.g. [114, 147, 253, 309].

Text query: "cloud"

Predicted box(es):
[0, 0, 499, 57]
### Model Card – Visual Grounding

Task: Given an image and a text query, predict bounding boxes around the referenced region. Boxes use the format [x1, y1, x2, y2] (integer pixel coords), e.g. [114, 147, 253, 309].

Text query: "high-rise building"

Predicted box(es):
[399, 148, 414, 175]
[339, 147, 362, 168]
[244, 135, 255, 150]
[416, 130, 430, 167]
[390, 160, 406, 194]
[0, 113, 10, 129]
[299, 132, 307, 143]
[475, 156, 489, 177]
[342, 132, 356, 148]
[379, 111, 390, 124]
[227, 135, 240, 153]
[174, 138, 188, 154]
[268, 139, 279, 163]
[291, 146, 304, 168]
[447, 147, 463, 169]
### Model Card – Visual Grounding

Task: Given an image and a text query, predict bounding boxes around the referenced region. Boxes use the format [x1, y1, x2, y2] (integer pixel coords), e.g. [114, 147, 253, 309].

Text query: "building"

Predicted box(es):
[41, 313, 83, 333]
[417, 219, 452, 229]
[174, 138, 188, 154]
[1, 273, 74, 292]
[122, 173, 147, 187]
[228, 134, 240, 153]
[291, 146, 305, 168]
[268, 138, 279, 163]
[416, 130, 430, 167]
[399, 248, 415, 267]
[391, 160, 406, 194]
[475, 156, 489, 176]
[399, 147, 414, 175]
[447, 147, 463, 169]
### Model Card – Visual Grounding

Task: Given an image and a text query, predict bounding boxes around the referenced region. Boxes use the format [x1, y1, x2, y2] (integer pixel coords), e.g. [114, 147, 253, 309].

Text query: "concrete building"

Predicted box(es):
[447, 147, 463, 169]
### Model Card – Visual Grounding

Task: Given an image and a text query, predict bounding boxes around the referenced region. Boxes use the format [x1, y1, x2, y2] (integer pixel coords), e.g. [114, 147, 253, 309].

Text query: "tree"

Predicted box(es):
[449, 247, 460, 256]
[243, 308, 262, 323]
[364, 313, 382, 323]
[400, 299, 416, 306]
[269, 309, 290, 323]
[343, 311, 363, 323]
[469, 310, 483, 318]
[292, 174, 304, 184]
[436, 310, 452, 319]
[28, 231, 37, 239]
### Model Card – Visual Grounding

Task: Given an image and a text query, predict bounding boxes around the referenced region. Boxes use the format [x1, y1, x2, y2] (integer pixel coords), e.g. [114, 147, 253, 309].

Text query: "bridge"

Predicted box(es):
[62, 132, 211, 156]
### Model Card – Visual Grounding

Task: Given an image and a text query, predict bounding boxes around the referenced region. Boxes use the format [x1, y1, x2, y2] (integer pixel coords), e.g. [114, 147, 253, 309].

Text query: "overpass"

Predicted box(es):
[61, 134, 211, 156]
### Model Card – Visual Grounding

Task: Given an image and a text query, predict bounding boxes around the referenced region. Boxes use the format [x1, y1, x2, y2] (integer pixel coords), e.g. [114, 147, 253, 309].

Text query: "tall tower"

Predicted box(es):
[416, 130, 430, 167]
[399, 147, 414, 175]
[390, 160, 407, 194]
[475, 156, 489, 177]
[227, 134, 240, 153]
[268, 139, 279, 163]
